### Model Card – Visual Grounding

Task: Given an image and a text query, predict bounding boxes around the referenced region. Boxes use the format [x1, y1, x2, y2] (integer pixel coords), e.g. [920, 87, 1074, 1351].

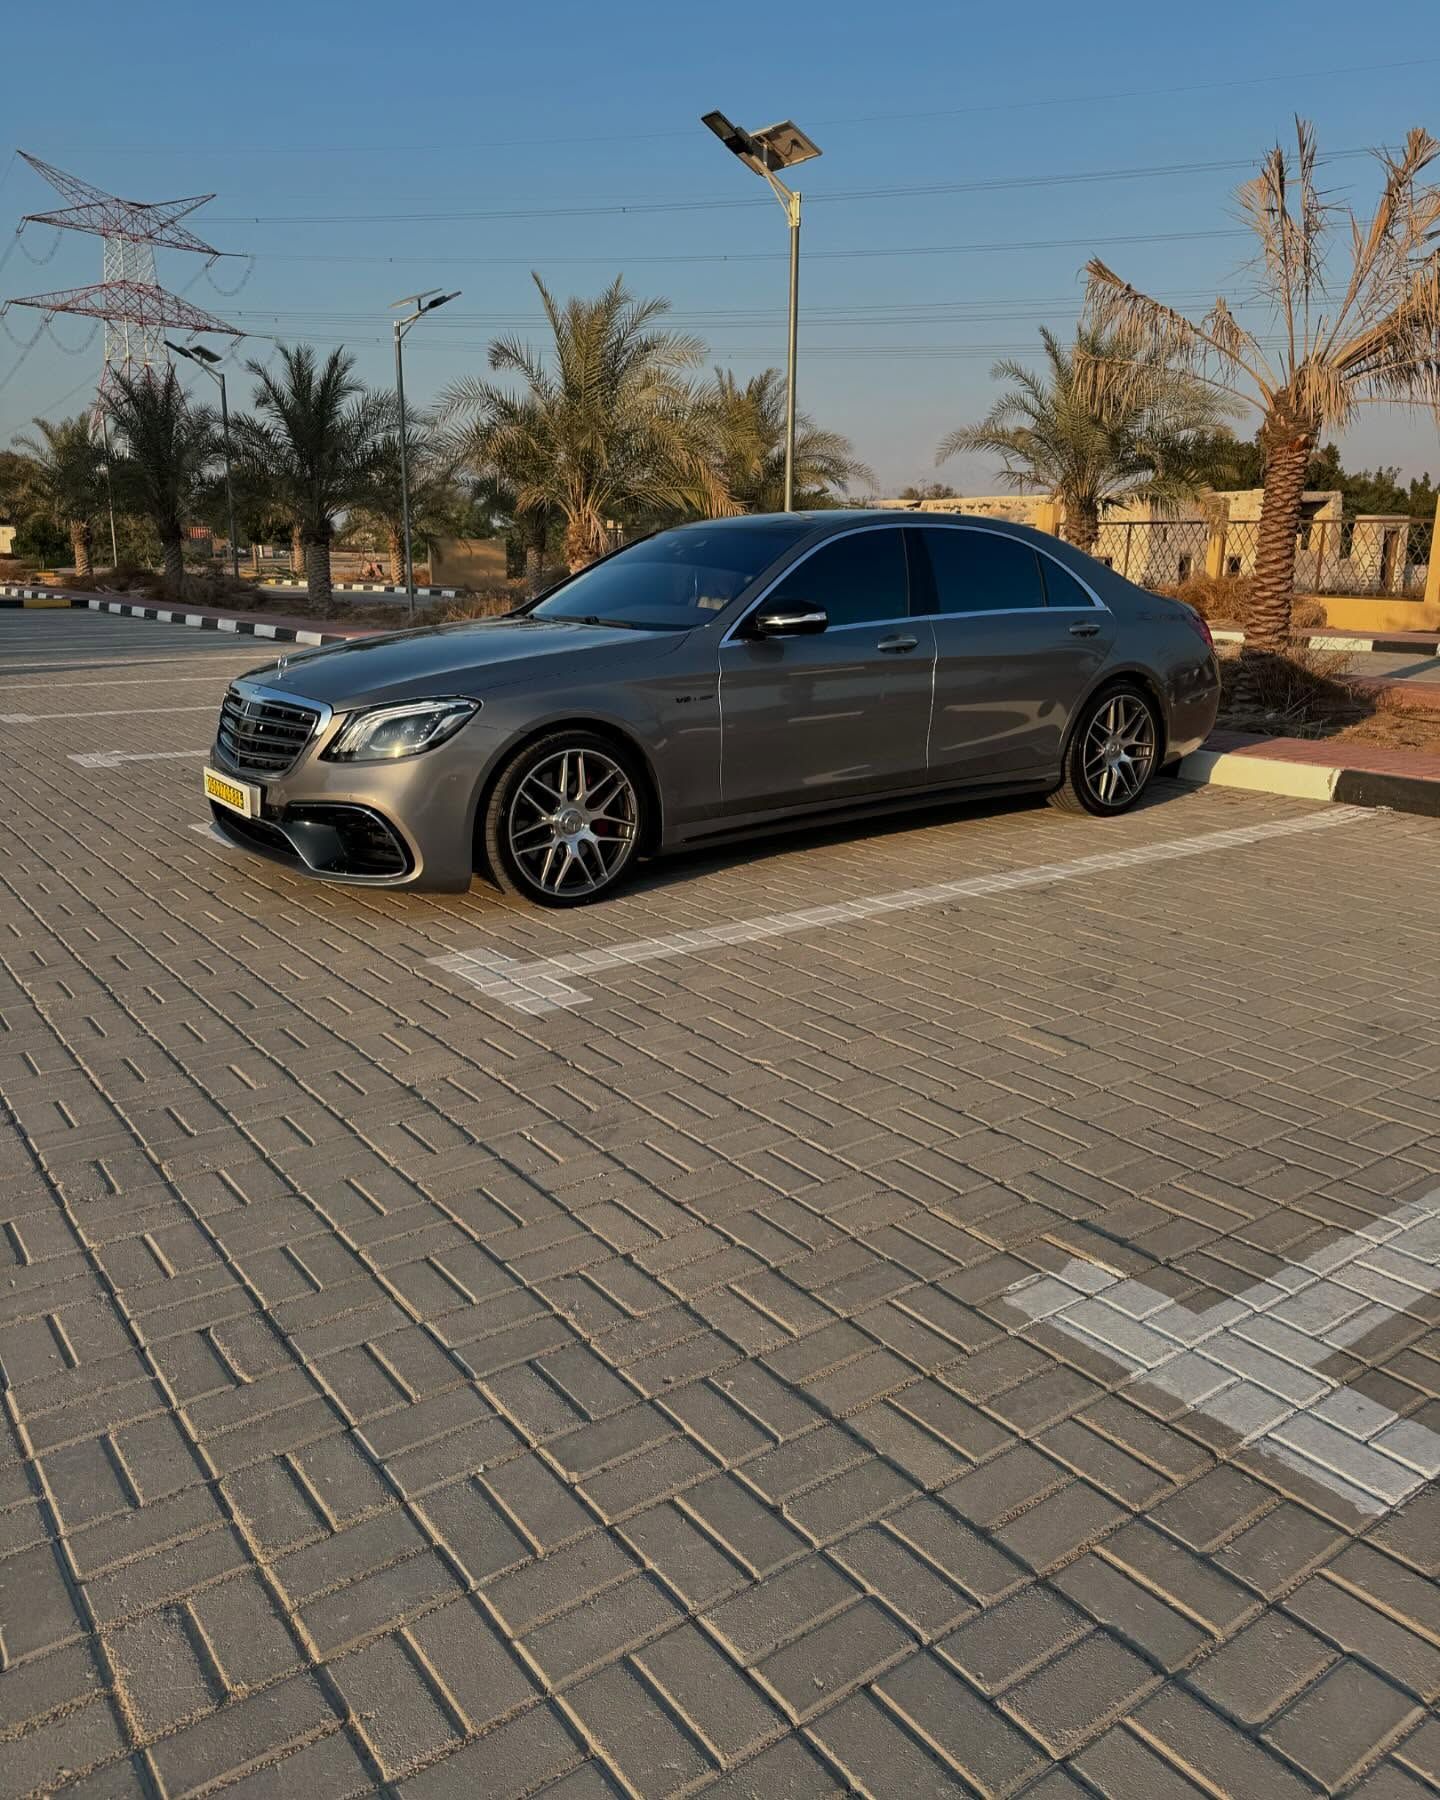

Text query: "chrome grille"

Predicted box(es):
[216, 686, 320, 779]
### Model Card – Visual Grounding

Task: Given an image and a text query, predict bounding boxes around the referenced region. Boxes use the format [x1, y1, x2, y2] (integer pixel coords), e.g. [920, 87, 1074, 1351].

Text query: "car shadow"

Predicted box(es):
[619, 774, 1193, 900]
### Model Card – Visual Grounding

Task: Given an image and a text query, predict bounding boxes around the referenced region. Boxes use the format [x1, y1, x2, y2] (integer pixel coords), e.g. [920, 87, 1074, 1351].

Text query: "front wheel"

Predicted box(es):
[1048, 683, 1159, 816]
[482, 731, 646, 906]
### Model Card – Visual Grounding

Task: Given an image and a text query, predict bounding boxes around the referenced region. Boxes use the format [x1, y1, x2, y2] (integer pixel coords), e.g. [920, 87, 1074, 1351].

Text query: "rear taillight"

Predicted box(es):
[1181, 606, 1214, 652]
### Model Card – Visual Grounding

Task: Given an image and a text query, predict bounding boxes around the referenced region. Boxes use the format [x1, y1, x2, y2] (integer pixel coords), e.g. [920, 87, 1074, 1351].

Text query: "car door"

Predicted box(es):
[717, 524, 935, 817]
[918, 525, 1116, 784]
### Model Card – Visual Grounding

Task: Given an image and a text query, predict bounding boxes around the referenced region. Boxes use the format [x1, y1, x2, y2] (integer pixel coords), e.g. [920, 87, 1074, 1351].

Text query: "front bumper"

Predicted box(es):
[208, 714, 504, 891]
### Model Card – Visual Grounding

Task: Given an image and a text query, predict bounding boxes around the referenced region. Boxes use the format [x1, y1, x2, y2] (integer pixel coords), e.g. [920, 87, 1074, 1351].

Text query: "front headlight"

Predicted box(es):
[323, 697, 479, 762]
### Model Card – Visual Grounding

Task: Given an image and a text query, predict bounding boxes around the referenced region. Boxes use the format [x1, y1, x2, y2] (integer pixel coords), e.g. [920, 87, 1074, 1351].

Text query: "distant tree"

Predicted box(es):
[0, 449, 68, 562]
[938, 324, 1228, 552]
[707, 368, 872, 512]
[1187, 427, 1268, 492]
[898, 481, 958, 502]
[1085, 119, 1440, 681]
[105, 369, 216, 598]
[232, 344, 387, 608]
[352, 406, 469, 582]
[9, 414, 107, 575]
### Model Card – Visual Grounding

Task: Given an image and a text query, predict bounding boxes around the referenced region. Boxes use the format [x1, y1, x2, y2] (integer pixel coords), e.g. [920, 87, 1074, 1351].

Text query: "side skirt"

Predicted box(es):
[667, 773, 1060, 850]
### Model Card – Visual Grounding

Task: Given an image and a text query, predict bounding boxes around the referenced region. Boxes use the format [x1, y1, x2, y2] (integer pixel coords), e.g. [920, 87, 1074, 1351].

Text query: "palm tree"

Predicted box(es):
[105, 370, 216, 598]
[10, 415, 107, 576]
[233, 344, 387, 608]
[708, 368, 873, 512]
[936, 325, 1227, 554]
[442, 274, 736, 572]
[1084, 121, 1440, 661]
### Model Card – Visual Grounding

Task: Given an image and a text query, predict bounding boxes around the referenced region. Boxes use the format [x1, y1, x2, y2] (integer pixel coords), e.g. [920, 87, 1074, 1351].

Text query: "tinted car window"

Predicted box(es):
[764, 528, 909, 628]
[1038, 556, 1097, 609]
[532, 522, 811, 630]
[922, 527, 1047, 614]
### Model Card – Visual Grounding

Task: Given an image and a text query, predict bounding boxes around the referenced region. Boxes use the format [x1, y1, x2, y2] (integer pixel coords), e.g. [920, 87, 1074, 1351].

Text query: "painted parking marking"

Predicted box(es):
[0, 704, 216, 722]
[1006, 1197, 1440, 1515]
[431, 806, 1371, 1015]
[70, 749, 208, 769]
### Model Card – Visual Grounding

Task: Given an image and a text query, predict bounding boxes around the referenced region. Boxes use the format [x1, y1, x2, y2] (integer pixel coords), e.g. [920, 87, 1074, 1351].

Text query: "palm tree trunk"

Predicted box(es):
[161, 535, 185, 600]
[1229, 419, 1316, 715]
[305, 538, 334, 611]
[291, 524, 304, 575]
[1063, 497, 1101, 554]
[1247, 425, 1315, 652]
[69, 521, 93, 579]
[526, 517, 549, 594]
[564, 515, 600, 574]
[386, 527, 403, 584]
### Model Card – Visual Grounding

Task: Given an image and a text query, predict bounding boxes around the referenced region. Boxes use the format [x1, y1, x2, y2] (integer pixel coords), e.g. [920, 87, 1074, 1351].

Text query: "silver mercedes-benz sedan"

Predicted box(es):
[203, 510, 1220, 906]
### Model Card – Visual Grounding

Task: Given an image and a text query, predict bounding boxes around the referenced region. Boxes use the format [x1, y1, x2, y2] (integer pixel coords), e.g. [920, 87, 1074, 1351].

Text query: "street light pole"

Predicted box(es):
[392, 317, 414, 619]
[701, 113, 821, 514]
[166, 340, 239, 580]
[216, 369, 239, 582]
[390, 289, 461, 622]
[99, 414, 120, 568]
[784, 188, 800, 514]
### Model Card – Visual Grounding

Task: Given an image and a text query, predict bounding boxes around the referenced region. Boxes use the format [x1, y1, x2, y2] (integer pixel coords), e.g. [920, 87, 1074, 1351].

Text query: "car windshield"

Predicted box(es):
[530, 522, 813, 630]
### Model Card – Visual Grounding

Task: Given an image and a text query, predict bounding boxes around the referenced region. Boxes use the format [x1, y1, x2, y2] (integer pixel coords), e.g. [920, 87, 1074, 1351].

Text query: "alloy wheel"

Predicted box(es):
[506, 745, 639, 898]
[1081, 693, 1156, 808]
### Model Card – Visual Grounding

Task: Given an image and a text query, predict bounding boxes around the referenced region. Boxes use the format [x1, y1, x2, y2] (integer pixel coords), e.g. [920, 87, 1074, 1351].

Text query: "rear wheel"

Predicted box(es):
[1049, 683, 1159, 816]
[483, 731, 645, 906]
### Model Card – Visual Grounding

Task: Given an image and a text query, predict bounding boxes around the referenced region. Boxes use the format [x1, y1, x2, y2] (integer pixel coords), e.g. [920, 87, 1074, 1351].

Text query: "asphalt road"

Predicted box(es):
[2, 609, 1438, 1799]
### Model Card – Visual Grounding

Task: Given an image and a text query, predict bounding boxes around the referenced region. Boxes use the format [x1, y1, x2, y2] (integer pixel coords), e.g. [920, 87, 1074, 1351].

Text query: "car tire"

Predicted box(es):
[1048, 681, 1160, 817]
[482, 730, 647, 907]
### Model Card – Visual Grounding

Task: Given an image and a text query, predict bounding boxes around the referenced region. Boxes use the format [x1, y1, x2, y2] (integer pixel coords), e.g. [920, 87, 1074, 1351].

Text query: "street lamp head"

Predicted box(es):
[166, 339, 222, 364]
[701, 110, 821, 178]
[750, 120, 822, 173]
[423, 291, 461, 313]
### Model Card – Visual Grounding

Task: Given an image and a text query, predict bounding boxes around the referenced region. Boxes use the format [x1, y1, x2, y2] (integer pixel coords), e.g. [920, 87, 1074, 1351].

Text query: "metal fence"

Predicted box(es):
[1093, 519, 1211, 587]
[1091, 515, 1434, 597]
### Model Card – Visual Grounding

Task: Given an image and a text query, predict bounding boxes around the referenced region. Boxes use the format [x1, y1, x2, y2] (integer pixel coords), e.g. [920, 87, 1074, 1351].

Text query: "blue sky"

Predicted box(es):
[3, 0, 1439, 494]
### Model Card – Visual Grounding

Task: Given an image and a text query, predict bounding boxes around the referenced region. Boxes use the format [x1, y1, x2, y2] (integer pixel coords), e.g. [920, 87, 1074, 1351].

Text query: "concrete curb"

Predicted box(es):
[1178, 746, 1440, 817]
[73, 596, 361, 645]
[0, 588, 70, 606]
[259, 580, 458, 597]
[1211, 627, 1440, 654]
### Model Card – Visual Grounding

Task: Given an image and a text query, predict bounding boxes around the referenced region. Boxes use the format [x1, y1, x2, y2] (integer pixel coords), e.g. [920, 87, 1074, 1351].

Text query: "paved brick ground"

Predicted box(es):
[2, 610, 1439, 1799]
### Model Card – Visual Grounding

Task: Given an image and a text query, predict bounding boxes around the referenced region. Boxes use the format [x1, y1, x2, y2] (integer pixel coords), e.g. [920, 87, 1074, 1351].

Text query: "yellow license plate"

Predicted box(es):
[203, 767, 260, 818]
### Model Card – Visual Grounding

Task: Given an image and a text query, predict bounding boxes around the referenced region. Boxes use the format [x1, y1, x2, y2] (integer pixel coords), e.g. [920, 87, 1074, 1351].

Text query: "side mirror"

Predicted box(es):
[750, 605, 828, 637]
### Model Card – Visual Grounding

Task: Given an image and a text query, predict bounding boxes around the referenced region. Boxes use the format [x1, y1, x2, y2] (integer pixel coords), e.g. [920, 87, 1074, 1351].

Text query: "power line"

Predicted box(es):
[251, 227, 1252, 270]
[201, 149, 1370, 228]
[219, 293, 1236, 332]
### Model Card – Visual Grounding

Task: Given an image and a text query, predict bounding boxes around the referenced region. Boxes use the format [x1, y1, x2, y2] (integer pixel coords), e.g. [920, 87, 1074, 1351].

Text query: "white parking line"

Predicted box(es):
[1006, 1198, 1440, 1515]
[431, 806, 1371, 1015]
[0, 704, 216, 722]
[70, 749, 208, 769]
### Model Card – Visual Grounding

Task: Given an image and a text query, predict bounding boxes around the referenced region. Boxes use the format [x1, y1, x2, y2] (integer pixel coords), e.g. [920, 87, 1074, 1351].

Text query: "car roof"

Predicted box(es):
[674, 509, 1037, 529]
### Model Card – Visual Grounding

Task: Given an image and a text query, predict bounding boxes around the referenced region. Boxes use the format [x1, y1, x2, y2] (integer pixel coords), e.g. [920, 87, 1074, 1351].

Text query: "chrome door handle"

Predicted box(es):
[877, 634, 919, 653]
[1069, 621, 1101, 637]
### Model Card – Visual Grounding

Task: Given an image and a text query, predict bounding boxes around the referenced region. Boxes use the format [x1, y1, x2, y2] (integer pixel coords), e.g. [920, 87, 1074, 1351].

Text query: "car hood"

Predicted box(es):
[242, 615, 689, 708]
